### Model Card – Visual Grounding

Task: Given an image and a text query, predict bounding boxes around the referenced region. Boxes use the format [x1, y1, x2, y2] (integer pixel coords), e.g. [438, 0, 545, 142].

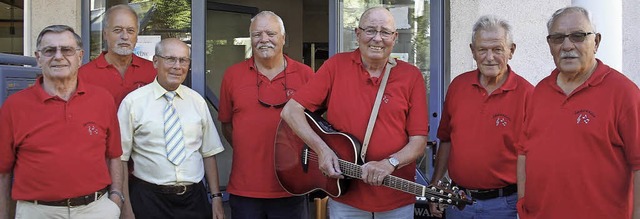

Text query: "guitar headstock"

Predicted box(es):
[419, 181, 474, 209]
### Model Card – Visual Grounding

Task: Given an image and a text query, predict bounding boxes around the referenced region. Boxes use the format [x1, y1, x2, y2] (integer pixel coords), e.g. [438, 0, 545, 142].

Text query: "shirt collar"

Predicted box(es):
[95, 51, 143, 68]
[547, 59, 610, 89]
[247, 55, 297, 80]
[150, 78, 184, 100]
[471, 65, 518, 93]
[34, 76, 87, 102]
[350, 48, 363, 65]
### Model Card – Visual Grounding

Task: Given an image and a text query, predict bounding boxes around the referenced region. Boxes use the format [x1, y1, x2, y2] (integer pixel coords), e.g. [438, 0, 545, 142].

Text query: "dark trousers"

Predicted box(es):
[130, 179, 212, 219]
[229, 194, 308, 219]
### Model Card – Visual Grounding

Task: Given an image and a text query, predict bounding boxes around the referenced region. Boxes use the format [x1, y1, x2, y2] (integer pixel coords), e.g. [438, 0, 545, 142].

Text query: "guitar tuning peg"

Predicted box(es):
[438, 189, 445, 194]
[447, 199, 452, 204]
[452, 186, 459, 192]
[438, 198, 444, 203]
[430, 197, 436, 202]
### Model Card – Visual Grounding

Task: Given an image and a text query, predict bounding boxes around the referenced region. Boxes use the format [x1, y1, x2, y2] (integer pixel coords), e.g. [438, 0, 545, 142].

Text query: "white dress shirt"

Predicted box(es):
[118, 79, 224, 185]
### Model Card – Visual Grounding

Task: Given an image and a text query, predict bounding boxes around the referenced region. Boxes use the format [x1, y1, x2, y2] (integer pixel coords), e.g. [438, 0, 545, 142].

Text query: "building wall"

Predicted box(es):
[28, 0, 82, 53]
[623, 0, 640, 83]
[449, 0, 570, 85]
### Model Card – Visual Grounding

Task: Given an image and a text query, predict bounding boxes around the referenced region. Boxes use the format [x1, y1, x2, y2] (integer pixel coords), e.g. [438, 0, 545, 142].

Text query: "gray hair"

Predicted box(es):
[36, 25, 82, 49]
[250, 11, 286, 34]
[547, 6, 596, 33]
[103, 4, 140, 30]
[471, 15, 514, 46]
[155, 38, 191, 56]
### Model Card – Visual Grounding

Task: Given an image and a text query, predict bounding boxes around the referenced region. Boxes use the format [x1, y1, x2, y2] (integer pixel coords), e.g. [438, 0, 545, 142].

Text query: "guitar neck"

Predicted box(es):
[338, 159, 427, 197]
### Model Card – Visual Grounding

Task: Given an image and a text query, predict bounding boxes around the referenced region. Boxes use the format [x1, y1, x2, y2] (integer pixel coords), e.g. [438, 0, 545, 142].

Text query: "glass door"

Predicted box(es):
[205, 2, 258, 188]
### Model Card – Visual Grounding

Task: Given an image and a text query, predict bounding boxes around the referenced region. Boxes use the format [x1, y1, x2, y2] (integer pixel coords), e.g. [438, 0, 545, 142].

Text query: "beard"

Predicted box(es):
[112, 46, 134, 56]
[111, 40, 134, 55]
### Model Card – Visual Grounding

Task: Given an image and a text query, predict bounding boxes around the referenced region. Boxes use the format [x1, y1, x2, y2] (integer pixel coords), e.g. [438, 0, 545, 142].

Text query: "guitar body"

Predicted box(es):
[275, 111, 361, 197]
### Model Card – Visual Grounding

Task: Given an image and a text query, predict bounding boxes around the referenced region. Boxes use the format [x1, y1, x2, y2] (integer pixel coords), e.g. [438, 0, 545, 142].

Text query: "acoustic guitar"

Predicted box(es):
[274, 110, 472, 208]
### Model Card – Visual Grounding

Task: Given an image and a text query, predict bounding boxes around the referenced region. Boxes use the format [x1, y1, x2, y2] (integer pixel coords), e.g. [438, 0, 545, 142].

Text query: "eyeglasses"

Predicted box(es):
[358, 27, 396, 39]
[37, 46, 81, 57]
[156, 55, 191, 66]
[256, 71, 289, 108]
[546, 32, 595, 44]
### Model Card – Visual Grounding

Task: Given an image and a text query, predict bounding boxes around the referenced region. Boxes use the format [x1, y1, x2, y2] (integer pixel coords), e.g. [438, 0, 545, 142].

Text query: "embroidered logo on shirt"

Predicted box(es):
[575, 109, 595, 124]
[285, 88, 296, 98]
[84, 122, 100, 135]
[493, 114, 511, 127]
[382, 94, 390, 103]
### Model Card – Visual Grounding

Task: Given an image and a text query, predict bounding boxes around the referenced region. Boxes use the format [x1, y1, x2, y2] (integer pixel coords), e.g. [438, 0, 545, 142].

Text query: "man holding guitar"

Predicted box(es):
[281, 7, 429, 219]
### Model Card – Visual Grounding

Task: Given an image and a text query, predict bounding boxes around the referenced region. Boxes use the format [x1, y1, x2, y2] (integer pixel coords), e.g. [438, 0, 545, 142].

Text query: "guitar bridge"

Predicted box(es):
[302, 145, 309, 173]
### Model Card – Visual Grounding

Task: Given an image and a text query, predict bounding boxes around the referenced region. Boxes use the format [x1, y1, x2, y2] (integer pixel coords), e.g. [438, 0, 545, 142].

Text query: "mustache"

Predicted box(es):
[560, 51, 579, 58]
[256, 43, 275, 49]
[115, 40, 132, 47]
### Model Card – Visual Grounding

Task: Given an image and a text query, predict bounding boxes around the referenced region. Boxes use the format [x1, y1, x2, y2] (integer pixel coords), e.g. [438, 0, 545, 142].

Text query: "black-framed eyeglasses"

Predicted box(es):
[37, 46, 81, 57]
[256, 71, 289, 108]
[156, 55, 191, 66]
[546, 32, 595, 44]
[358, 27, 396, 39]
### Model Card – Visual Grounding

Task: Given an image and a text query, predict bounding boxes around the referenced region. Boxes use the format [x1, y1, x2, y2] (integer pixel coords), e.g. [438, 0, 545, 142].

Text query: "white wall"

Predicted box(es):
[26, 0, 81, 54]
[623, 0, 640, 84]
[450, 0, 570, 85]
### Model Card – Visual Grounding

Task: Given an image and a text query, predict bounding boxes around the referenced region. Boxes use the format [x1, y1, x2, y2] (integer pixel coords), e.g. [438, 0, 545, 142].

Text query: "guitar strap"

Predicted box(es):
[360, 57, 397, 161]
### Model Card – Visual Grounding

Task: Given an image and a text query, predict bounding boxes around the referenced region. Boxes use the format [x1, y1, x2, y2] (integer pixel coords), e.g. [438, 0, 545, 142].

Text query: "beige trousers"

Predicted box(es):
[15, 193, 120, 219]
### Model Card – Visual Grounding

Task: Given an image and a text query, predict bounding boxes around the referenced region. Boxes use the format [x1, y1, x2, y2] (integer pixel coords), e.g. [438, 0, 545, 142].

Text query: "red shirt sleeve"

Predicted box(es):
[0, 101, 16, 173]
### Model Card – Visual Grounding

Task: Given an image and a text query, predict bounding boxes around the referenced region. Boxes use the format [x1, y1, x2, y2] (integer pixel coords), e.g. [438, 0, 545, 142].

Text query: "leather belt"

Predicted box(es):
[27, 187, 109, 207]
[131, 176, 195, 195]
[458, 184, 517, 200]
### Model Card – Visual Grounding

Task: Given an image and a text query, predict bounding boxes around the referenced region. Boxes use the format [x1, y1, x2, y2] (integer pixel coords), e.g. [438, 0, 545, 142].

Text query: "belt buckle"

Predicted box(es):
[176, 185, 187, 195]
[66, 199, 74, 208]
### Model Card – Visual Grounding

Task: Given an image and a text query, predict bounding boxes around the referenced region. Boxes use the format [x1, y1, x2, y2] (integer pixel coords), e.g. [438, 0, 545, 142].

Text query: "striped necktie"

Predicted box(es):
[163, 91, 187, 165]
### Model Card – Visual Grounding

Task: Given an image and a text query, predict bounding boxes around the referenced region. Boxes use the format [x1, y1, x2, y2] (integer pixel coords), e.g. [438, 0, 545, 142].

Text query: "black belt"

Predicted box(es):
[131, 176, 196, 195]
[458, 184, 517, 200]
[27, 186, 109, 207]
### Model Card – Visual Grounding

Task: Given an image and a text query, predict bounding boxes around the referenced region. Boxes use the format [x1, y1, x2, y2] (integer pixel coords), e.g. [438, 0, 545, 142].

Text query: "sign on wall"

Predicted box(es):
[134, 35, 162, 61]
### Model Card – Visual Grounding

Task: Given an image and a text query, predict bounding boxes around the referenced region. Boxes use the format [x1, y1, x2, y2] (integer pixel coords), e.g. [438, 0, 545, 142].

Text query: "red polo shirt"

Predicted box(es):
[0, 77, 122, 201]
[218, 56, 314, 198]
[293, 49, 429, 211]
[79, 52, 156, 107]
[437, 67, 533, 189]
[518, 60, 640, 219]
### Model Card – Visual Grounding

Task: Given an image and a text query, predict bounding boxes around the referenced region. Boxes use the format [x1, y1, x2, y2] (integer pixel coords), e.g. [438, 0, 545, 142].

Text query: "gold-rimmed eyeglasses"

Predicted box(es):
[156, 55, 191, 66]
[358, 27, 396, 39]
[256, 72, 289, 108]
[37, 46, 82, 57]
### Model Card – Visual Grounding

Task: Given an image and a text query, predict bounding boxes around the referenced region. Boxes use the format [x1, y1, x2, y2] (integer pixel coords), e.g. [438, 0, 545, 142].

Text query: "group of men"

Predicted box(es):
[0, 3, 639, 219]
[0, 4, 224, 219]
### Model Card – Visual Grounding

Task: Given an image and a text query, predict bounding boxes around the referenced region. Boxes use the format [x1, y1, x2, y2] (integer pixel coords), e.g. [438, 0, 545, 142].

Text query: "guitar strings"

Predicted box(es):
[304, 151, 456, 199]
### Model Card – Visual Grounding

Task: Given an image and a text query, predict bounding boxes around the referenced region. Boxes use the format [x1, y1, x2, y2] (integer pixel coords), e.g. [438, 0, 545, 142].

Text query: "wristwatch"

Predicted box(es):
[109, 190, 125, 204]
[388, 157, 400, 170]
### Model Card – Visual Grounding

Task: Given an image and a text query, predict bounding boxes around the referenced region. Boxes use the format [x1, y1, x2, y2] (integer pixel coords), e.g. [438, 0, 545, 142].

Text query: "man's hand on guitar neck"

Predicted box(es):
[318, 147, 344, 179]
[361, 159, 395, 186]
